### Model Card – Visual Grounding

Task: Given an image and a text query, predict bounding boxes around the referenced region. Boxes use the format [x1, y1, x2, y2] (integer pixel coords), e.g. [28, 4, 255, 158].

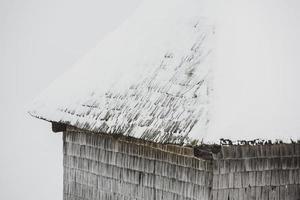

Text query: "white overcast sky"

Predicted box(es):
[0, 0, 299, 199]
[208, 0, 300, 141]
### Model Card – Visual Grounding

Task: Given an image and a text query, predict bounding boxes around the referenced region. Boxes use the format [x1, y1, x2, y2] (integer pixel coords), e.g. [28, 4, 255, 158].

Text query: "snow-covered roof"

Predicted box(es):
[29, 0, 215, 144]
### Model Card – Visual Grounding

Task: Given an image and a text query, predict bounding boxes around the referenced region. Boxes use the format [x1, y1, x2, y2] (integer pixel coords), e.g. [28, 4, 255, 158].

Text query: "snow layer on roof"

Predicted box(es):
[29, 0, 215, 144]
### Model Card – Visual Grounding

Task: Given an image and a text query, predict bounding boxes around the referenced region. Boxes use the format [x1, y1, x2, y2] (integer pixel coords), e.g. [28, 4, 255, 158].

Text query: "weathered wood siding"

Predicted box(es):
[63, 127, 212, 200]
[63, 127, 300, 200]
[212, 144, 300, 200]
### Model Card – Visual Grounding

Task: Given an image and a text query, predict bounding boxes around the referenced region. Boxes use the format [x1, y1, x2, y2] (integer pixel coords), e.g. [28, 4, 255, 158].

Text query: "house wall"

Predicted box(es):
[63, 127, 300, 200]
[212, 144, 300, 200]
[63, 127, 212, 200]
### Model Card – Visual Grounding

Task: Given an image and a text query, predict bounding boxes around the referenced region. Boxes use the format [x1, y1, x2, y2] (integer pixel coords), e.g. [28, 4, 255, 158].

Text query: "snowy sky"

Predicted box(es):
[0, 0, 300, 199]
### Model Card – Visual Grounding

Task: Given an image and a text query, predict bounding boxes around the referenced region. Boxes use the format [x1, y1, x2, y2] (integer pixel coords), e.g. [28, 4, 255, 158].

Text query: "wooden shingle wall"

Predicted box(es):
[63, 127, 300, 200]
[63, 127, 212, 200]
[212, 144, 300, 200]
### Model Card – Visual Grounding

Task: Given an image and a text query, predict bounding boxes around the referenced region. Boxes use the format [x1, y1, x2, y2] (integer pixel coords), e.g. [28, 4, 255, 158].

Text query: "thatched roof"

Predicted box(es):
[29, 0, 214, 144]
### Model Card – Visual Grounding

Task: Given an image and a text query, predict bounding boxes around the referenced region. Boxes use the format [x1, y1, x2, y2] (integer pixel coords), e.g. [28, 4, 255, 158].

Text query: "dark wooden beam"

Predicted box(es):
[52, 122, 67, 133]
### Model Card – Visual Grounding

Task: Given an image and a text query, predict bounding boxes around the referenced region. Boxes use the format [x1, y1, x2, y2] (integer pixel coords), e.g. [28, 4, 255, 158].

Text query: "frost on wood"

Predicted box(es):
[29, 0, 215, 144]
